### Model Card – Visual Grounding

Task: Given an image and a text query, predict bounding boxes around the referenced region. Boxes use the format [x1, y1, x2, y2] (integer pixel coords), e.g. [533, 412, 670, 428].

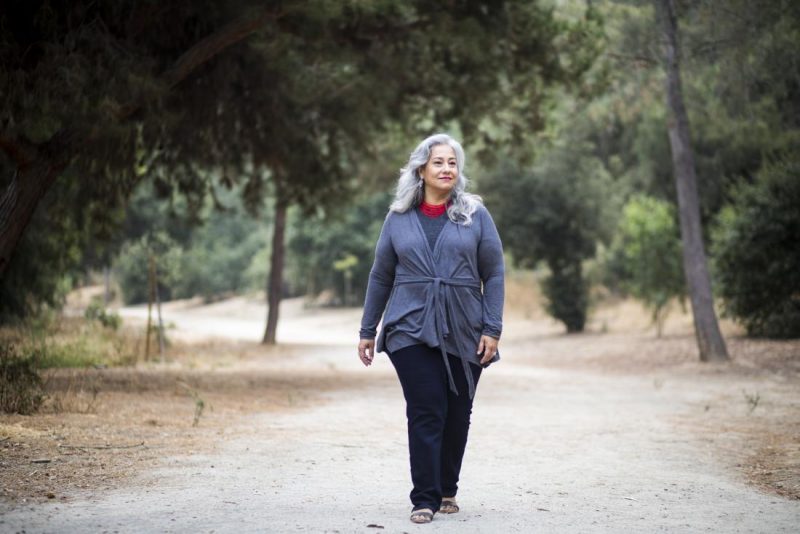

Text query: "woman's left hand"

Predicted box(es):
[477, 335, 499, 365]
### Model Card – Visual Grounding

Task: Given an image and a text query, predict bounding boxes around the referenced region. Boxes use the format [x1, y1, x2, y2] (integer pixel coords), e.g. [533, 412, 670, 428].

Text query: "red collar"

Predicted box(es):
[420, 200, 448, 218]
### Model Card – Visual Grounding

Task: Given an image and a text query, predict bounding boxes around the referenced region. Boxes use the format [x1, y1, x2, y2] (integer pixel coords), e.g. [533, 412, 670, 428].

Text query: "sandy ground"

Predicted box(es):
[1, 292, 799, 533]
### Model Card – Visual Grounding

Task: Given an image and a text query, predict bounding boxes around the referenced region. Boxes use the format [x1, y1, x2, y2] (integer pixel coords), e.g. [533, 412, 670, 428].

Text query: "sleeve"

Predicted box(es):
[477, 207, 505, 339]
[359, 213, 398, 339]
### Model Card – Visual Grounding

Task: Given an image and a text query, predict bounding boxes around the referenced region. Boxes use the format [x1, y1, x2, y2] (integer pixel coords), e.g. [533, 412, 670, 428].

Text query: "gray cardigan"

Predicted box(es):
[359, 204, 505, 398]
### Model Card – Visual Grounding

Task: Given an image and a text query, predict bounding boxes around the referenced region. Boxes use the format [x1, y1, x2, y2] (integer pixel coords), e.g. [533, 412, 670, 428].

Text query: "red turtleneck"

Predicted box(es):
[420, 200, 448, 218]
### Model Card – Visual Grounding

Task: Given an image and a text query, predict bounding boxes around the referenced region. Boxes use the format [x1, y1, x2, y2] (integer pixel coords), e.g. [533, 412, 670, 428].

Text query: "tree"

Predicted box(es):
[1, 1, 599, 343]
[712, 156, 800, 338]
[113, 183, 269, 304]
[484, 151, 612, 333]
[287, 191, 392, 305]
[609, 195, 684, 336]
[115, 232, 183, 305]
[0, 2, 280, 278]
[654, 0, 728, 361]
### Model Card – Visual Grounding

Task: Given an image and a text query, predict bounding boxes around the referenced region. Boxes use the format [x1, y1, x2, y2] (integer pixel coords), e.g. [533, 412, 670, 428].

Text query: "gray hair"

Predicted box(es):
[389, 133, 483, 225]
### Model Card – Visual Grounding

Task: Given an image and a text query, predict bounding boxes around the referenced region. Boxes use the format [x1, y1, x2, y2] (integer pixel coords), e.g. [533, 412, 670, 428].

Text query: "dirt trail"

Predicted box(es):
[2, 299, 799, 532]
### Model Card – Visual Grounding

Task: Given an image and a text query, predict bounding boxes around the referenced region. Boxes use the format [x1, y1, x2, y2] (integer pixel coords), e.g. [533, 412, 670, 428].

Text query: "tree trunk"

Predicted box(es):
[655, 0, 729, 362]
[0, 9, 279, 279]
[0, 131, 77, 277]
[262, 195, 288, 344]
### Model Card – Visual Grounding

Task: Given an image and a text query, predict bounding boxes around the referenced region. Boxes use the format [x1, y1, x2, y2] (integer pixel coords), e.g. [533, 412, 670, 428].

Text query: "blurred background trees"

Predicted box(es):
[1, 0, 599, 339]
[1, 0, 798, 345]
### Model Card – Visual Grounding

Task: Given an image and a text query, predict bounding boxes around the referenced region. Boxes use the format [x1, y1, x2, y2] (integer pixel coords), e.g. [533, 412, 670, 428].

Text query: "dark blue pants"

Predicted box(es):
[389, 344, 482, 512]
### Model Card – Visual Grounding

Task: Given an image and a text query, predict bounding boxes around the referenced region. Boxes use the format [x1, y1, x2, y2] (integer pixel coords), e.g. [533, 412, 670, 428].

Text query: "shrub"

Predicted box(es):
[481, 156, 613, 333]
[27, 338, 102, 369]
[542, 261, 588, 332]
[712, 156, 800, 338]
[0, 343, 44, 414]
[607, 195, 685, 336]
[84, 301, 122, 330]
[114, 232, 184, 304]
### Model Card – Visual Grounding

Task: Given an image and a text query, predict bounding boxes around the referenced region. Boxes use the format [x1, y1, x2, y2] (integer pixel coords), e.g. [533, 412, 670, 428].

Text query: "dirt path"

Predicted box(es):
[2, 299, 799, 532]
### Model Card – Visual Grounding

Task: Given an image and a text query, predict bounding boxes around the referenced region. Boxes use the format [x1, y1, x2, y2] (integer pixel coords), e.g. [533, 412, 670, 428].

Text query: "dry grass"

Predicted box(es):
[505, 296, 800, 501]
[0, 314, 366, 503]
[0, 358, 364, 503]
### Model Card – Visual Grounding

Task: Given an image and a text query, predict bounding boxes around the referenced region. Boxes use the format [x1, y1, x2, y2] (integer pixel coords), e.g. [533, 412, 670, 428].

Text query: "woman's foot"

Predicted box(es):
[439, 497, 459, 514]
[410, 507, 435, 524]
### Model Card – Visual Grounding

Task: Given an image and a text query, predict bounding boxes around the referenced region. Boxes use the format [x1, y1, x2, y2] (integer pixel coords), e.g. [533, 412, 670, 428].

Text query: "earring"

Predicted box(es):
[418, 179, 423, 189]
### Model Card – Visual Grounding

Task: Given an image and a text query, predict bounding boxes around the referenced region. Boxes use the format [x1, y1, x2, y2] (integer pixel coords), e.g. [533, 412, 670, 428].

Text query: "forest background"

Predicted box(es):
[1, 0, 798, 375]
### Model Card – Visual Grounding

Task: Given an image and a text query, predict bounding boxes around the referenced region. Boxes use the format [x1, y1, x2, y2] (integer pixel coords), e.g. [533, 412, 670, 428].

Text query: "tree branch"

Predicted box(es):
[164, 8, 281, 90]
[115, 7, 281, 121]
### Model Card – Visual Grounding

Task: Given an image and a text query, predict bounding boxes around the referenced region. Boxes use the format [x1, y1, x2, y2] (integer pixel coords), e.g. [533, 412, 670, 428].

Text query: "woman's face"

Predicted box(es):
[419, 144, 458, 199]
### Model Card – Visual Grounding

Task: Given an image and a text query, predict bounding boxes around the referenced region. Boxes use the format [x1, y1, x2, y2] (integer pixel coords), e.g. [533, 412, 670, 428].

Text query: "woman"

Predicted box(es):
[358, 133, 504, 524]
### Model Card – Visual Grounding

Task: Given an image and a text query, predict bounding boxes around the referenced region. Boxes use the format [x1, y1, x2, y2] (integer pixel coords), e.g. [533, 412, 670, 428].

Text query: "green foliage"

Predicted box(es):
[18, 315, 139, 369]
[712, 156, 800, 338]
[287, 192, 392, 305]
[0, 178, 85, 321]
[564, 0, 800, 223]
[541, 261, 589, 333]
[115, 232, 184, 305]
[113, 184, 269, 303]
[608, 195, 685, 335]
[26, 338, 103, 369]
[482, 150, 613, 332]
[0, 342, 44, 414]
[84, 301, 122, 331]
[2, 1, 597, 319]
[475, 0, 800, 341]
[176, 204, 268, 300]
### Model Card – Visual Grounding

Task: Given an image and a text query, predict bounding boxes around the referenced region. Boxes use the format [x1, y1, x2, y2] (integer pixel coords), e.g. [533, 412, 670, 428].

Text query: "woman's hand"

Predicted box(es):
[358, 339, 375, 366]
[477, 335, 499, 365]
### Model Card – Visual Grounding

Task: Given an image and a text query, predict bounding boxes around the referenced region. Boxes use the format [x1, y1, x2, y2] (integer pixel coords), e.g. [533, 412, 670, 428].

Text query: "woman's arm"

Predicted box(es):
[359, 214, 398, 342]
[476, 207, 505, 352]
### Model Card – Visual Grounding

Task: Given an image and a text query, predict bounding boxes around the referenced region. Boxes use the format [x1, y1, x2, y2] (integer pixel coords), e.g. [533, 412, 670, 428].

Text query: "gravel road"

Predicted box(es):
[3, 297, 798, 533]
[3, 338, 798, 533]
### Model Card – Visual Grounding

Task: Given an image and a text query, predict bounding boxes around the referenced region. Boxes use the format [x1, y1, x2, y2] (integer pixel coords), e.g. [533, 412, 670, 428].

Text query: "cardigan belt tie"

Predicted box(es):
[393, 274, 482, 398]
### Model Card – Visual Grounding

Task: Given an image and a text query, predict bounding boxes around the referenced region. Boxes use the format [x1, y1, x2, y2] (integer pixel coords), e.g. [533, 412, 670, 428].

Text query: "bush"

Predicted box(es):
[27, 338, 102, 369]
[287, 192, 391, 305]
[15, 313, 139, 369]
[84, 301, 122, 330]
[542, 261, 588, 332]
[712, 156, 800, 338]
[0, 343, 44, 414]
[115, 232, 184, 304]
[607, 195, 685, 336]
[114, 190, 269, 304]
[482, 155, 613, 333]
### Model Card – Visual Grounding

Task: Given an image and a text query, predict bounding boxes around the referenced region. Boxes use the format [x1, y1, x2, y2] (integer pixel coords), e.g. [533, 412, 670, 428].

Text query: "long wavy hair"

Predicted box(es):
[389, 133, 483, 225]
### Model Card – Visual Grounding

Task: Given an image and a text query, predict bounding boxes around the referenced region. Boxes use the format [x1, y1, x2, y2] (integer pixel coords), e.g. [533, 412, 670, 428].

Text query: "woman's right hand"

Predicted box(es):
[358, 339, 375, 366]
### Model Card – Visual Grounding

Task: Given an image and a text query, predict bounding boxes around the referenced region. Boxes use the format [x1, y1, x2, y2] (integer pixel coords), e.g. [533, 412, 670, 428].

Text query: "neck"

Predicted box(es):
[424, 191, 449, 205]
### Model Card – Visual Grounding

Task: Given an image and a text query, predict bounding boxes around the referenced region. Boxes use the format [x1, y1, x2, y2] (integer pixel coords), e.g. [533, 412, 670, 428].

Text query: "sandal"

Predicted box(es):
[410, 507, 434, 524]
[439, 497, 459, 514]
